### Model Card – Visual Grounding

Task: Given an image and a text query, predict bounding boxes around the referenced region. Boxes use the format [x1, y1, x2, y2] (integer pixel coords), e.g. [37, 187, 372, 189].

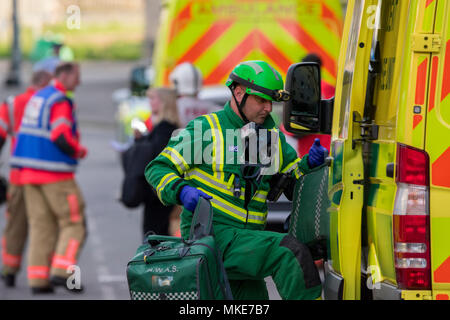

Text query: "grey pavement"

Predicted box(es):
[0, 59, 281, 300]
[0, 60, 142, 299]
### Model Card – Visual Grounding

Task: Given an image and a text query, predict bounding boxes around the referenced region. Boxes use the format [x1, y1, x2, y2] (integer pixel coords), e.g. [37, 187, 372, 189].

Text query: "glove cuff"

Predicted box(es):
[175, 180, 190, 205]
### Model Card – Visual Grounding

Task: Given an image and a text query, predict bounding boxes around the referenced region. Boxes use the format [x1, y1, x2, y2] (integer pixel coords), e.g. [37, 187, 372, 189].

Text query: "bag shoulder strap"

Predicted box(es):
[189, 198, 234, 300]
[189, 197, 213, 240]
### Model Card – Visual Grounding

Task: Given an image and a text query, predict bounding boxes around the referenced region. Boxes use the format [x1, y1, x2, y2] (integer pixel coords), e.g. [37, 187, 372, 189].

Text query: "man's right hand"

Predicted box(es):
[77, 146, 88, 159]
[179, 185, 212, 212]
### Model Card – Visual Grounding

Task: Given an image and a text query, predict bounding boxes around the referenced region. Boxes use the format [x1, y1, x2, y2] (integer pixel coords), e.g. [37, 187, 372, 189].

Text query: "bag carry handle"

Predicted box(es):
[146, 235, 182, 247]
[189, 197, 214, 241]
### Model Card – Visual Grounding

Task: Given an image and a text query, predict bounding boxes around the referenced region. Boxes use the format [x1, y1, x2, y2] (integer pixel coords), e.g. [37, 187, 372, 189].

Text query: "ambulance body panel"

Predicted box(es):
[285, 0, 450, 300]
[152, 0, 343, 88]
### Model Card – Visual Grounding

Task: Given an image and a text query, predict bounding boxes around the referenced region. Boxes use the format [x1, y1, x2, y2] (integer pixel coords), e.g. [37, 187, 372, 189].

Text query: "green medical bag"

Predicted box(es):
[288, 163, 331, 260]
[126, 198, 233, 300]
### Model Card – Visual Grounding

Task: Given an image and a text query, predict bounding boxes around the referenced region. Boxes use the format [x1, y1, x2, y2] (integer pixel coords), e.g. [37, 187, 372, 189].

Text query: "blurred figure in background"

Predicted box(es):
[0, 70, 52, 288]
[120, 87, 180, 238]
[32, 34, 74, 76]
[32, 41, 63, 75]
[169, 62, 220, 128]
[10, 62, 88, 294]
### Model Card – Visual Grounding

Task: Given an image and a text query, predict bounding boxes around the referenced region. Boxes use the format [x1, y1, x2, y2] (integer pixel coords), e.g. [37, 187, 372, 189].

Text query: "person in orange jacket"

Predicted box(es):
[11, 62, 88, 294]
[0, 70, 52, 288]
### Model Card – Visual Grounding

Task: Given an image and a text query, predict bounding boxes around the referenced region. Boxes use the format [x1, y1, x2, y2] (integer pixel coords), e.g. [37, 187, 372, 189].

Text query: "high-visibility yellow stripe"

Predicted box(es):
[253, 190, 268, 203]
[156, 173, 179, 204]
[198, 187, 266, 225]
[276, 129, 283, 171]
[212, 113, 224, 176]
[282, 158, 301, 174]
[203, 115, 217, 174]
[161, 146, 190, 175]
[204, 114, 225, 181]
[166, 146, 190, 170]
[185, 169, 245, 201]
[226, 174, 235, 190]
[186, 168, 268, 204]
[199, 186, 265, 218]
[161, 153, 183, 175]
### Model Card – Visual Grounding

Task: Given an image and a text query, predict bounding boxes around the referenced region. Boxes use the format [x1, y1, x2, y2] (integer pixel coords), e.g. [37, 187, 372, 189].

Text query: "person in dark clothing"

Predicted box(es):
[121, 87, 180, 237]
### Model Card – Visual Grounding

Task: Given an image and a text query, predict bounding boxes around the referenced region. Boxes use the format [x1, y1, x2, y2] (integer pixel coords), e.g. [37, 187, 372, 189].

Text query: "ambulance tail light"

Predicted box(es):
[393, 144, 431, 290]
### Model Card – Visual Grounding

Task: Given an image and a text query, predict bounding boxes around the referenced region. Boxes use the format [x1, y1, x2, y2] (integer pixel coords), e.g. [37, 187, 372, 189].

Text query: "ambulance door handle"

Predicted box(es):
[386, 163, 394, 178]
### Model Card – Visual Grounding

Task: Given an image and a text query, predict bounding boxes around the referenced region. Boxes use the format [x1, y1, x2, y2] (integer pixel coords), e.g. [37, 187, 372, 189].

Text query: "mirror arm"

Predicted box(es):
[320, 97, 334, 134]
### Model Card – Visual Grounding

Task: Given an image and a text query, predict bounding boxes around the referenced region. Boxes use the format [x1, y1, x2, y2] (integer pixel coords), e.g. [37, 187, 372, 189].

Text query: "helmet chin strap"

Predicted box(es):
[230, 87, 250, 124]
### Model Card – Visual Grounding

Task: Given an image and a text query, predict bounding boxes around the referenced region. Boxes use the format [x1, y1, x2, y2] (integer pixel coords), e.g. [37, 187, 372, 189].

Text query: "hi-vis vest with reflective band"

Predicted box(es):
[145, 102, 306, 230]
[11, 85, 78, 172]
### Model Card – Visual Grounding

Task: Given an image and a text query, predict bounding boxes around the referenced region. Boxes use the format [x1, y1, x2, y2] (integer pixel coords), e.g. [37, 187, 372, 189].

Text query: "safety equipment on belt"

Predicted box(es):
[307, 138, 328, 168]
[179, 185, 212, 212]
[240, 122, 273, 168]
[267, 173, 296, 202]
[226, 60, 290, 123]
[169, 62, 203, 96]
[239, 121, 274, 201]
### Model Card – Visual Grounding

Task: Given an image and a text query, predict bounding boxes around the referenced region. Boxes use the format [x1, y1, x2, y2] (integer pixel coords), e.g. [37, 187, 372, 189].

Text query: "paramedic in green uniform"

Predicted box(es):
[145, 60, 327, 300]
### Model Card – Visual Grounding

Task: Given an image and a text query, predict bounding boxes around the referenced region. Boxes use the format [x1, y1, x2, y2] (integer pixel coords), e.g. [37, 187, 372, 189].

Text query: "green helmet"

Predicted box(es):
[226, 60, 289, 102]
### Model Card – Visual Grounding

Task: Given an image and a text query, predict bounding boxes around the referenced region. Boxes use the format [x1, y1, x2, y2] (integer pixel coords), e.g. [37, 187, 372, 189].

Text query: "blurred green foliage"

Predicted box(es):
[0, 21, 144, 61]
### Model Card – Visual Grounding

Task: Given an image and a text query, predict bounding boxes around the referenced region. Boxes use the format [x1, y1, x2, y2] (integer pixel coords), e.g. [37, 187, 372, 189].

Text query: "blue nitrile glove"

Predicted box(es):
[308, 138, 328, 168]
[179, 185, 212, 212]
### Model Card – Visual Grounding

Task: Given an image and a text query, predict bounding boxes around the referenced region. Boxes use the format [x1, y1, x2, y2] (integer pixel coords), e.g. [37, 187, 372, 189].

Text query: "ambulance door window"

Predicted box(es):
[338, 1, 365, 139]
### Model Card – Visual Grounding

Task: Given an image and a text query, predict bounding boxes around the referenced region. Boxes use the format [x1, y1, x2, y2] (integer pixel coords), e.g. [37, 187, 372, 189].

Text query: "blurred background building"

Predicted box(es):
[0, 0, 160, 62]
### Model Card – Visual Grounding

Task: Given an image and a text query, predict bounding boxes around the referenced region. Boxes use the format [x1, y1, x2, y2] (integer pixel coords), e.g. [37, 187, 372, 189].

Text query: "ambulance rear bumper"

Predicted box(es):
[372, 281, 401, 300]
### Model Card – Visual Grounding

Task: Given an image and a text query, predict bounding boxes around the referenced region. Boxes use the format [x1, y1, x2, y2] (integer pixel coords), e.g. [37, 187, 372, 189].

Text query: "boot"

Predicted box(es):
[1, 272, 16, 287]
[31, 286, 55, 294]
[50, 275, 84, 293]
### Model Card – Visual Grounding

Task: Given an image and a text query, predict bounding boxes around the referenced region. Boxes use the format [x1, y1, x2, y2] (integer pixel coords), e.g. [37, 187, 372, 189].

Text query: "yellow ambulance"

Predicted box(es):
[152, 0, 343, 89]
[284, 0, 450, 300]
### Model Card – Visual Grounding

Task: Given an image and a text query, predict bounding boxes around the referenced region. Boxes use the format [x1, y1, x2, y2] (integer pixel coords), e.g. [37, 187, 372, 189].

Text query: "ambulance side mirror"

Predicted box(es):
[283, 63, 333, 135]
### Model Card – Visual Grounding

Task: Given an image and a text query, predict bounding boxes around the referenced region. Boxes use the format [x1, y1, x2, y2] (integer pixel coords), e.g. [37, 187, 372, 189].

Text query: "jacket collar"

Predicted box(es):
[223, 101, 277, 129]
[52, 80, 67, 94]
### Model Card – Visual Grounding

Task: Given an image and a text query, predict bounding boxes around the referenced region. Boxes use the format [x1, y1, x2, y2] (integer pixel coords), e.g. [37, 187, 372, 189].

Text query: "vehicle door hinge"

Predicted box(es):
[352, 116, 379, 149]
[412, 34, 441, 53]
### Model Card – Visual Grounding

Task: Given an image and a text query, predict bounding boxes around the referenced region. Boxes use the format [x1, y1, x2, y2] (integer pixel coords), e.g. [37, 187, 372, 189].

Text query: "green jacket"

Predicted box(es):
[145, 102, 311, 232]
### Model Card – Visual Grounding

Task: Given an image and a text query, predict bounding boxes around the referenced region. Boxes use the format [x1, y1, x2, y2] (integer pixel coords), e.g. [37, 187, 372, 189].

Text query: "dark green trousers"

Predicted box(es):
[182, 223, 322, 300]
